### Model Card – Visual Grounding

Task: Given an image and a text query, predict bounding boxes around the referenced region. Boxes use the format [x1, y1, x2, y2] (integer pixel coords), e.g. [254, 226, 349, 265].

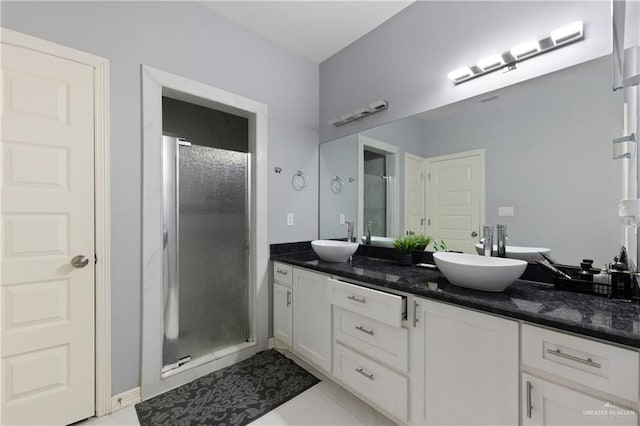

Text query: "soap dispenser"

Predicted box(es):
[609, 246, 633, 299]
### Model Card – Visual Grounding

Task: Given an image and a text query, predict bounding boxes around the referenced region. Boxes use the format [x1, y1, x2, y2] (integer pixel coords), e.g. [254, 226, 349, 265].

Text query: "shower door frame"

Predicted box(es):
[141, 65, 268, 399]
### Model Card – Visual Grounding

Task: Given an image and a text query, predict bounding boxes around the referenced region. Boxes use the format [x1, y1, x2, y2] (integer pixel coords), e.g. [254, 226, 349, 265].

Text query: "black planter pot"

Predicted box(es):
[397, 253, 413, 266]
[412, 250, 434, 265]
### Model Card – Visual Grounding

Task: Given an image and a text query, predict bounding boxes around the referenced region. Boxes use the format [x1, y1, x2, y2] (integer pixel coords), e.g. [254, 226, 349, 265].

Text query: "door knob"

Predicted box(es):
[471, 231, 478, 237]
[71, 255, 89, 268]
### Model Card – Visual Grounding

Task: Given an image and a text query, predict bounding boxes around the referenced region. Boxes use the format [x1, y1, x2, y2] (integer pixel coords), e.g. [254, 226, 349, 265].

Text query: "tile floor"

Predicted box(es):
[82, 351, 396, 426]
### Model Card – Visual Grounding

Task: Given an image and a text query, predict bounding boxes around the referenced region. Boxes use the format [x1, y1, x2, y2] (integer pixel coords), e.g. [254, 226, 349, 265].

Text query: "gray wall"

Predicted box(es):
[0, 1, 319, 394]
[320, 1, 611, 143]
[422, 57, 622, 266]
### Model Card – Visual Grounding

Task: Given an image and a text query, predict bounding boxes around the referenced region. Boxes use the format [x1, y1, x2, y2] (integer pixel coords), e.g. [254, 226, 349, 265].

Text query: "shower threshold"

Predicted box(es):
[160, 340, 256, 379]
[161, 355, 192, 375]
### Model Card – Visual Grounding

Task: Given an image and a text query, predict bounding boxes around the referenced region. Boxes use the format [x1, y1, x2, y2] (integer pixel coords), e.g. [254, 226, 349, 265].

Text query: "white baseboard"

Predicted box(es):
[111, 387, 141, 413]
[268, 337, 275, 349]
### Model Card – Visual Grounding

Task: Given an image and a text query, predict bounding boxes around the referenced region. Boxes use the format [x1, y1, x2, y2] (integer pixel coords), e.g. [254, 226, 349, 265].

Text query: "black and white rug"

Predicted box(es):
[135, 350, 319, 426]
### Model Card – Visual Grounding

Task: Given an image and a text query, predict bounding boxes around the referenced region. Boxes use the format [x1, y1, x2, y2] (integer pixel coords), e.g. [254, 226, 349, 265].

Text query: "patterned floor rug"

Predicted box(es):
[135, 350, 320, 425]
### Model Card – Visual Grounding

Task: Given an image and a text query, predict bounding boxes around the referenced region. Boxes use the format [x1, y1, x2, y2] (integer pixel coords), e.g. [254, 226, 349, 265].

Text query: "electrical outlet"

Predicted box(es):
[498, 206, 514, 217]
[339, 213, 345, 224]
[287, 213, 294, 226]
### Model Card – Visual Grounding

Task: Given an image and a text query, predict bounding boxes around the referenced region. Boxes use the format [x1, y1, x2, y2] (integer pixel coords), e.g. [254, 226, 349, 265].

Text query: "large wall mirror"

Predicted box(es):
[319, 55, 625, 267]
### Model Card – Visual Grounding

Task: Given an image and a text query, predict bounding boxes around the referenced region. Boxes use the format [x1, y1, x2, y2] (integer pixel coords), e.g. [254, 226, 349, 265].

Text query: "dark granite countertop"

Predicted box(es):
[272, 251, 640, 349]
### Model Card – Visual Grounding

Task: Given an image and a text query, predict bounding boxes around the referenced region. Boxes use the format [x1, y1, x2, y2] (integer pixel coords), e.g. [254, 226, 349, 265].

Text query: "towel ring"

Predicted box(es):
[292, 170, 308, 191]
[331, 176, 344, 194]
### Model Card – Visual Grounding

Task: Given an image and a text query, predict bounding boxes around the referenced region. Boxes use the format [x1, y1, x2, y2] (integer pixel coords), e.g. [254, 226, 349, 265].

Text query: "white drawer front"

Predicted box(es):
[328, 278, 404, 327]
[522, 324, 639, 402]
[273, 262, 293, 287]
[333, 342, 408, 422]
[334, 307, 408, 373]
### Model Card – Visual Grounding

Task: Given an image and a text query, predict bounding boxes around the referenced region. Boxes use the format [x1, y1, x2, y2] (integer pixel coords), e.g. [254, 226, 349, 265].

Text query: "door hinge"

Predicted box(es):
[421, 172, 424, 180]
[428, 219, 431, 226]
[428, 172, 431, 180]
[94, 254, 98, 264]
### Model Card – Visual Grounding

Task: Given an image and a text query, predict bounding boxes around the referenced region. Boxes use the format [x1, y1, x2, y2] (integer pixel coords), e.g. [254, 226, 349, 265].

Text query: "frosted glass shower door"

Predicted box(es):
[162, 137, 249, 370]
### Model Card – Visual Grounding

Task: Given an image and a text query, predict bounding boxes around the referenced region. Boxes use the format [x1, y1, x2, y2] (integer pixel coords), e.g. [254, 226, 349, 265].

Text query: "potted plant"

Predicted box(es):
[393, 234, 432, 265]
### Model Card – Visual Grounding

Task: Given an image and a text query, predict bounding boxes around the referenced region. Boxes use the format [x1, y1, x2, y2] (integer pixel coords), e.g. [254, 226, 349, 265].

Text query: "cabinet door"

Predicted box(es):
[522, 373, 638, 425]
[273, 283, 293, 348]
[409, 297, 518, 425]
[293, 268, 331, 373]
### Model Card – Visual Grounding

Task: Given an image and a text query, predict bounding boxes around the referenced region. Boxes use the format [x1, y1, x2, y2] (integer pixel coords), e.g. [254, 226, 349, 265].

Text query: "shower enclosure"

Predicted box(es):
[161, 135, 250, 373]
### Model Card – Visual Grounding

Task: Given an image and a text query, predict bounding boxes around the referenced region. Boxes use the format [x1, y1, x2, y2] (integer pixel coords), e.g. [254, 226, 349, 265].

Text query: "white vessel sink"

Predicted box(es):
[360, 236, 395, 248]
[311, 240, 359, 263]
[433, 252, 527, 292]
[473, 243, 551, 262]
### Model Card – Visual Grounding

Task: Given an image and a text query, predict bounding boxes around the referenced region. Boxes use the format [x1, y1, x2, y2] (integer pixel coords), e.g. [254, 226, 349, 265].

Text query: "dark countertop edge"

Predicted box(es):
[272, 252, 640, 349]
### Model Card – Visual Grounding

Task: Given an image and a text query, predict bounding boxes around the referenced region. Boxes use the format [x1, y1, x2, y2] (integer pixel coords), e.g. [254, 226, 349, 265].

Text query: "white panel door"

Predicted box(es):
[404, 153, 425, 236]
[1, 43, 95, 425]
[410, 297, 518, 425]
[292, 268, 331, 373]
[522, 374, 638, 426]
[426, 151, 483, 253]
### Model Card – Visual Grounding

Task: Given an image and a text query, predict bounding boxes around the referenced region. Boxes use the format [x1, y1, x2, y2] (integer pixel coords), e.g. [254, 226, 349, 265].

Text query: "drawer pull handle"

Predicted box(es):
[546, 348, 601, 369]
[355, 325, 374, 336]
[526, 380, 533, 419]
[286, 290, 292, 307]
[277, 269, 288, 275]
[355, 367, 374, 381]
[347, 295, 366, 304]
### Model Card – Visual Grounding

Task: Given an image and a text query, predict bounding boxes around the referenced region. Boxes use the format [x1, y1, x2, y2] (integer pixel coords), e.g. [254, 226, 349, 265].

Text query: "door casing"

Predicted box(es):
[0, 28, 111, 417]
[140, 65, 269, 400]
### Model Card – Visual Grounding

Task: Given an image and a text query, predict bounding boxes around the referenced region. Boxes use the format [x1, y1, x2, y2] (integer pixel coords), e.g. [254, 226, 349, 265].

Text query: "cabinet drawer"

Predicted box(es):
[334, 307, 408, 373]
[522, 324, 639, 402]
[328, 278, 404, 327]
[334, 342, 408, 422]
[273, 262, 293, 287]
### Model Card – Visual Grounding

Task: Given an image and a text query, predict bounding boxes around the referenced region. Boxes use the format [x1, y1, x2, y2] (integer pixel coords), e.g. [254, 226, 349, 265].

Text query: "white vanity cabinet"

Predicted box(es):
[272, 262, 293, 348]
[292, 267, 332, 373]
[272, 261, 640, 426]
[521, 324, 639, 425]
[409, 297, 519, 425]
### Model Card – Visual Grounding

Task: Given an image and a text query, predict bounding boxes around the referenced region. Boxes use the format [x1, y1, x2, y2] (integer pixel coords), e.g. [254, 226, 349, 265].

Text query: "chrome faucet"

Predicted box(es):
[366, 222, 372, 245]
[481, 225, 494, 256]
[497, 224, 507, 258]
[345, 221, 354, 242]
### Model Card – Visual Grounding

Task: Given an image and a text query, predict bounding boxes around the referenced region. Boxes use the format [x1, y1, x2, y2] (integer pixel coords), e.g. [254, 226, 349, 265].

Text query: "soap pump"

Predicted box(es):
[609, 246, 633, 299]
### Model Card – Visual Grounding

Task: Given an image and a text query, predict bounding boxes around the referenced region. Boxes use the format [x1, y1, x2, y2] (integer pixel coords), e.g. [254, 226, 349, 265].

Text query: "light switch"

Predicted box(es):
[498, 206, 514, 217]
[287, 213, 294, 226]
[339, 213, 345, 224]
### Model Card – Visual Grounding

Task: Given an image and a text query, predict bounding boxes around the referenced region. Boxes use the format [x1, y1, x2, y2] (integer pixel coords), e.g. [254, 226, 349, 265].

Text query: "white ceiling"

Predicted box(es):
[202, 1, 415, 63]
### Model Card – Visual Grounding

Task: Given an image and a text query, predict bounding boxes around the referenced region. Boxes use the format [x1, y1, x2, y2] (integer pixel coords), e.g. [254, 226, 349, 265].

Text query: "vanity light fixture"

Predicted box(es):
[447, 20, 584, 85]
[550, 21, 584, 45]
[328, 100, 389, 127]
[447, 67, 474, 83]
[510, 40, 541, 60]
[477, 54, 504, 71]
